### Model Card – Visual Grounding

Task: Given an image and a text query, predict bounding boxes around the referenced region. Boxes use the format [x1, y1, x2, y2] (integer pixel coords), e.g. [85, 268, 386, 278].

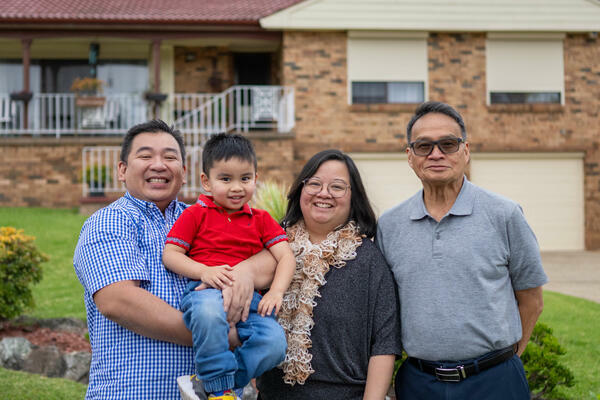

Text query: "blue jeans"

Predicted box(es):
[180, 281, 287, 393]
[395, 353, 530, 400]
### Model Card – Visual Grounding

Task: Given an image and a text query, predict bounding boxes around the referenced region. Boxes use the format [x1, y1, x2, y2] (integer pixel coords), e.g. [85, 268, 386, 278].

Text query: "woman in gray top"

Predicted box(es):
[257, 149, 401, 400]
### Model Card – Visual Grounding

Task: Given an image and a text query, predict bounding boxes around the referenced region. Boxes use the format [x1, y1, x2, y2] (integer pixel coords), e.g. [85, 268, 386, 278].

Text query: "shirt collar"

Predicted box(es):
[197, 194, 253, 215]
[124, 191, 180, 215]
[409, 176, 474, 220]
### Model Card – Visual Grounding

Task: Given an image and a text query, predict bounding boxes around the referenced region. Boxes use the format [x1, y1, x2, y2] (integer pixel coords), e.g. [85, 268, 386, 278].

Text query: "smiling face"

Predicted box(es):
[407, 112, 470, 187]
[201, 157, 257, 213]
[300, 160, 352, 242]
[117, 131, 186, 211]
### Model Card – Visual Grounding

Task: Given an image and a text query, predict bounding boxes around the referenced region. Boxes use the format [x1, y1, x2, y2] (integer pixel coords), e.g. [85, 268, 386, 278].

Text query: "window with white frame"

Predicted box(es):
[347, 33, 427, 104]
[486, 35, 564, 105]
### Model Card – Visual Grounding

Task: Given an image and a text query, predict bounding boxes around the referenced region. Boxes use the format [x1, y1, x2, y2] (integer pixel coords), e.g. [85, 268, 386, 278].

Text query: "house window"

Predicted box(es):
[486, 36, 564, 105]
[348, 33, 427, 104]
[351, 82, 424, 104]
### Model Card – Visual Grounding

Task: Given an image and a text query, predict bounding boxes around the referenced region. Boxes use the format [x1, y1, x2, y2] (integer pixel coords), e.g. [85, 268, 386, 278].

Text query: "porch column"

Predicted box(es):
[22, 38, 32, 130]
[152, 39, 161, 118]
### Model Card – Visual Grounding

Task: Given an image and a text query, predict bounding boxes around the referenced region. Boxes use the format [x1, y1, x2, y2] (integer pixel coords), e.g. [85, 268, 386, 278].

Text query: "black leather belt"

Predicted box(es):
[408, 345, 516, 382]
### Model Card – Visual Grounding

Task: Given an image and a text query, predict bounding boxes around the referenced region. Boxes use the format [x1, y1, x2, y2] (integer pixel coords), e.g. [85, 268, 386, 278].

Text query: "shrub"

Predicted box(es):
[252, 181, 289, 222]
[82, 165, 112, 187]
[0, 226, 48, 320]
[522, 322, 575, 399]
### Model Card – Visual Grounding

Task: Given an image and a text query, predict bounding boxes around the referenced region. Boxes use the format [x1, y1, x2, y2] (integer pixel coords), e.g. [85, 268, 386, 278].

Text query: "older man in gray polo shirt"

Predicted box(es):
[377, 101, 547, 399]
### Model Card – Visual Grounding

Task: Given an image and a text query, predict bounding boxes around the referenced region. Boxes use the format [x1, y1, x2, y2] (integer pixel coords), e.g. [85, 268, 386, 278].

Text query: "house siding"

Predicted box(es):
[281, 31, 600, 249]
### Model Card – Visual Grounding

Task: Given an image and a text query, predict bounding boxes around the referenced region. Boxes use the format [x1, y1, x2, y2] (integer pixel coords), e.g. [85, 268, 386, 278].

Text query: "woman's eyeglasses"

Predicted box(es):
[302, 178, 350, 198]
[409, 137, 464, 157]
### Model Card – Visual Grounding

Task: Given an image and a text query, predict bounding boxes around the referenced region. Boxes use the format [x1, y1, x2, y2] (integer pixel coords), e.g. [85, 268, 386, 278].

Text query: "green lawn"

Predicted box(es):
[0, 207, 88, 320]
[0, 368, 86, 399]
[539, 291, 600, 400]
[0, 207, 599, 399]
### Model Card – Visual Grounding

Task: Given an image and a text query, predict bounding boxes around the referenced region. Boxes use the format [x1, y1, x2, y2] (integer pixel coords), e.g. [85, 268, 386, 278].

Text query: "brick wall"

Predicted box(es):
[174, 47, 234, 93]
[281, 31, 600, 249]
[0, 135, 294, 209]
[0, 138, 121, 208]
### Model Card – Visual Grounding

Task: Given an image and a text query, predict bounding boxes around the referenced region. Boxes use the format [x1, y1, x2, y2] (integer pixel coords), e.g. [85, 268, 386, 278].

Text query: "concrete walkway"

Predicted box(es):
[540, 251, 600, 303]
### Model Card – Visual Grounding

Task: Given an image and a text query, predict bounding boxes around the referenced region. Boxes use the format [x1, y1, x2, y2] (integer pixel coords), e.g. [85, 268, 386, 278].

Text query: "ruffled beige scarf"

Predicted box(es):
[277, 220, 363, 385]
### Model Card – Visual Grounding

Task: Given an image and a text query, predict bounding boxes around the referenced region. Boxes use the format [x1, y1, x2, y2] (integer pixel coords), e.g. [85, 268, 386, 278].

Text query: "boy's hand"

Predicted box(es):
[257, 290, 283, 317]
[199, 265, 235, 290]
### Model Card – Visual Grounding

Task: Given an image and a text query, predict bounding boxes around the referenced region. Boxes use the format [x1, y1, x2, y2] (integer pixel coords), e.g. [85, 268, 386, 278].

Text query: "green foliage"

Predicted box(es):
[0, 227, 48, 320]
[522, 322, 575, 399]
[82, 165, 112, 187]
[252, 181, 289, 222]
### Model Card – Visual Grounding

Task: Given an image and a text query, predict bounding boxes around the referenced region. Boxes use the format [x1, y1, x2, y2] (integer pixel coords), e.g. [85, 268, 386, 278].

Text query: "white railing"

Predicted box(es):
[82, 145, 204, 197]
[0, 93, 149, 137]
[174, 85, 295, 147]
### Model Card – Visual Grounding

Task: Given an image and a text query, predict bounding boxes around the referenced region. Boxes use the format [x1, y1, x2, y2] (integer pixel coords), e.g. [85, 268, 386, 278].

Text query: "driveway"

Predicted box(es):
[541, 251, 600, 303]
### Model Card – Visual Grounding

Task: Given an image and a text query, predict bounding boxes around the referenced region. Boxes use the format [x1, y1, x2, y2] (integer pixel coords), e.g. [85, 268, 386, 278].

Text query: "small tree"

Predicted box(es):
[252, 181, 289, 222]
[522, 322, 575, 399]
[0, 227, 47, 321]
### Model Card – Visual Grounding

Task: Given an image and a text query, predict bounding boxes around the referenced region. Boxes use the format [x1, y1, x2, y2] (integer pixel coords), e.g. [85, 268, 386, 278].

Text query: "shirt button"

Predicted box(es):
[436, 233, 440, 240]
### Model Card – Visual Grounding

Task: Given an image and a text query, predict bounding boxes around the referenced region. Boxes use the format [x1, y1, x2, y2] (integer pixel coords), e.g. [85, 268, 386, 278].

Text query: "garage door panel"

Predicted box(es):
[352, 154, 422, 216]
[470, 155, 584, 251]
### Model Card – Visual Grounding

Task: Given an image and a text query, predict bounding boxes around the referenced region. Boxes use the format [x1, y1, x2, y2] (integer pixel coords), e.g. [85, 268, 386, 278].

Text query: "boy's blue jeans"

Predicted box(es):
[180, 281, 287, 393]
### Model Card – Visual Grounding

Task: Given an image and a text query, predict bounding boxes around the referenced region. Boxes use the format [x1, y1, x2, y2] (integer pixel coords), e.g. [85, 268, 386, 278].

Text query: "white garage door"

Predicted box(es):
[351, 153, 422, 216]
[470, 153, 584, 251]
[352, 152, 584, 251]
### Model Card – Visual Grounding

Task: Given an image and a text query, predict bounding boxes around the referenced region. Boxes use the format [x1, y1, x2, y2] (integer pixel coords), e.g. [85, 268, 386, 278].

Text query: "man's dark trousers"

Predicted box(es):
[395, 354, 530, 400]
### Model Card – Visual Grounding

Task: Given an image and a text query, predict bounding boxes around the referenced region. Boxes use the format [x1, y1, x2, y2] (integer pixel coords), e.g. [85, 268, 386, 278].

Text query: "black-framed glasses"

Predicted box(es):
[302, 178, 350, 198]
[409, 137, 464, 156]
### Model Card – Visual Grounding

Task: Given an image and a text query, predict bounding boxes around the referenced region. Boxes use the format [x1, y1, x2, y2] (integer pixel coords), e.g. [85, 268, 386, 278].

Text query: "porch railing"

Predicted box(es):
[174, 85, 295, 147]
[1, 86, 294, 140]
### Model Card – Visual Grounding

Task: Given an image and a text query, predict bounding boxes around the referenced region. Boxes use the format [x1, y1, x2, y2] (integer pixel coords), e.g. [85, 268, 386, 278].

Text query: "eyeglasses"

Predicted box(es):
[409, 137, 464, 157]
[302, 178, 350, 198]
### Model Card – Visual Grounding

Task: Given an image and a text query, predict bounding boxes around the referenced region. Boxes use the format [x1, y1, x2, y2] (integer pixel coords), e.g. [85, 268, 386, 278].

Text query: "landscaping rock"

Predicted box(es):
[0, 337, 32, 370]
[63, 351, 91, 383]
[22, 345, 66, 377]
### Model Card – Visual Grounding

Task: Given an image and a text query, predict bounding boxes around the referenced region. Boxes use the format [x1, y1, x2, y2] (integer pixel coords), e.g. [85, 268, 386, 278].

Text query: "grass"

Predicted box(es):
[539, 291, 600, 400]
[0, 207, 599, 399]
[0, 368, 86, 399]
[0, 207, 88, 320]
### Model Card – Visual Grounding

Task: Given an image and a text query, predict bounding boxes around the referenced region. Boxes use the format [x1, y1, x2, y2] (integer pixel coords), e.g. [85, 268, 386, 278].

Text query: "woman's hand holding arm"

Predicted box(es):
[363, 354, 396, 400]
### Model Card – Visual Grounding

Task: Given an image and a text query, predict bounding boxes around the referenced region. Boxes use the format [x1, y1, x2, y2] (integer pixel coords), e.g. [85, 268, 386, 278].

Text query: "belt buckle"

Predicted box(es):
[435, 365, 466, 382]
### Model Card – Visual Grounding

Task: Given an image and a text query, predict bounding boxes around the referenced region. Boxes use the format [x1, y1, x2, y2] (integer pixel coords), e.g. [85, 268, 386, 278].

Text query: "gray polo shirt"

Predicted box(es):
[376, 177, 548, 361]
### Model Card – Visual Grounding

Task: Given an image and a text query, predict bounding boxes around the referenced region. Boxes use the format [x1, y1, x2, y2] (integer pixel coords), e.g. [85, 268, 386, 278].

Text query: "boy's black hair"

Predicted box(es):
[202, 133, 257, 175]
[282, 149, 377, 238]
[121, 120, 186, 164]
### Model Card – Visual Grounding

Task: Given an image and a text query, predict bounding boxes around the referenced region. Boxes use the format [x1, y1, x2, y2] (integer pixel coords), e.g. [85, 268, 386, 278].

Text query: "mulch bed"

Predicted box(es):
[0, 323, 91, 353]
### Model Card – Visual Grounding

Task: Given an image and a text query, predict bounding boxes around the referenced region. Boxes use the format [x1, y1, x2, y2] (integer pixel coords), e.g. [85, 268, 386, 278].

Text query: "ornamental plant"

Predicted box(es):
[252, 181, 289, 223]
[522, 322, 575, 399]
[70, 77, 105, 95]
[0, 226, 47, 321]
[82, 165, 112, 188]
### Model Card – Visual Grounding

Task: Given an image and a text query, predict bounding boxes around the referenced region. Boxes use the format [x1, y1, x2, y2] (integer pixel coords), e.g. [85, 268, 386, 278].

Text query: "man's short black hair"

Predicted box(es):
[120, 120, 186, 164]
[202, 133, 257, 175]
[406, 101, 467, 143]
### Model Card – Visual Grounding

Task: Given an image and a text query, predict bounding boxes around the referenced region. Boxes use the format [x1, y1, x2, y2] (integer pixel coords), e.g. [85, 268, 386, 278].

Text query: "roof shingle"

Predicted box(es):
[0, 0, 305, 25]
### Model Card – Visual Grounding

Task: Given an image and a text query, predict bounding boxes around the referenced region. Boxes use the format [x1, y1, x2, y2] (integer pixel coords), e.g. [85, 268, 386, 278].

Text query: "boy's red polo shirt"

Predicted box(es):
[165, 194, 288, 267]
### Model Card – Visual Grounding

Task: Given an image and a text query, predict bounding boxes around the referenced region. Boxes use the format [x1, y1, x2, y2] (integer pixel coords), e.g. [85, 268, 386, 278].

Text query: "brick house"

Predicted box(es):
[1, 0, 600, 251]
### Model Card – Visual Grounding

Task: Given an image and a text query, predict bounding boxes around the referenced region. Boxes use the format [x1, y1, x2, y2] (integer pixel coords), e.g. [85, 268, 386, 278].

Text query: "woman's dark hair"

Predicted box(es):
[282, 149, 377, 238]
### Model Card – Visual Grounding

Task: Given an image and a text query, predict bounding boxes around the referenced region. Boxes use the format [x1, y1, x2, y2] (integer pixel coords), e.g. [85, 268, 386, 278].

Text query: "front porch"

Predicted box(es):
[0, 85, 294, 199]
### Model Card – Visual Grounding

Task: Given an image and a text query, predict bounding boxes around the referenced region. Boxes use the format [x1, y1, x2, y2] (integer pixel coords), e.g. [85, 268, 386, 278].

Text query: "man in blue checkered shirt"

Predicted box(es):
[74, 120, 276, 399]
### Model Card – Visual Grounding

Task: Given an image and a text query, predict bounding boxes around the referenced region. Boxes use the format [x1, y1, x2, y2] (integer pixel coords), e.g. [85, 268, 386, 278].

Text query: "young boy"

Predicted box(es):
[163, 133, 295, 400]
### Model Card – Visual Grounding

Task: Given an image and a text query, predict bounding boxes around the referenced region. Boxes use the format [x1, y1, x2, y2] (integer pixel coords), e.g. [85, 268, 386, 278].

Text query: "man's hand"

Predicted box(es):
[198, 264, 235, 289]
[257, 290, 283, 317]
[222, 266, 255, 323]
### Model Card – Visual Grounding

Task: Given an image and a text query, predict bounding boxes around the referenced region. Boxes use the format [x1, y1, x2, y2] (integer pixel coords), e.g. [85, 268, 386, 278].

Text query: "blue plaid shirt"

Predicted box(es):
[74, 192, 194, 399]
